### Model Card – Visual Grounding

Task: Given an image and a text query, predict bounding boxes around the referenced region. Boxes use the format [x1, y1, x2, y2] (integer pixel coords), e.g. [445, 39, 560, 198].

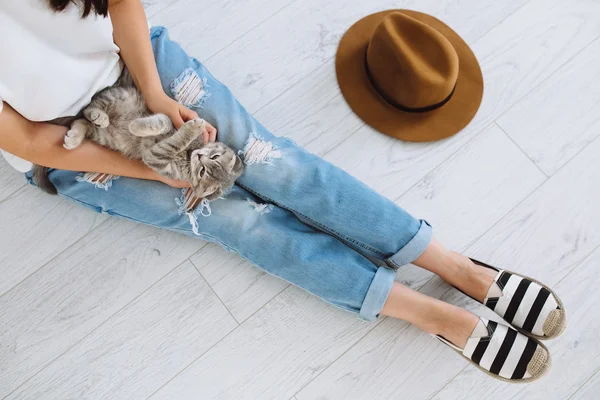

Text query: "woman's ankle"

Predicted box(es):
[380, 281, 479, 349]
[429, 304, 479, 349]
[413, 240, 496, 301]
[448, 252, 497, 302]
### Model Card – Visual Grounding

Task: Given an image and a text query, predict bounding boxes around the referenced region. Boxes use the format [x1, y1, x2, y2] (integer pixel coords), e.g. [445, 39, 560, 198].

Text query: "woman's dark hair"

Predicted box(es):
[48, 0, 109, 18]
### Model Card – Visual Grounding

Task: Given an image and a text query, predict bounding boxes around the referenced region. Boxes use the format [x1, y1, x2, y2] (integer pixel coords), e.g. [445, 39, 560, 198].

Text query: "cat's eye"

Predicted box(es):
[210, 154, 221, 160]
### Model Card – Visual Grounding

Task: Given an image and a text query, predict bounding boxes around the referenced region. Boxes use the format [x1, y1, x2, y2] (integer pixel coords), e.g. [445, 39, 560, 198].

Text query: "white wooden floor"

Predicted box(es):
[1, 0, 600, 399]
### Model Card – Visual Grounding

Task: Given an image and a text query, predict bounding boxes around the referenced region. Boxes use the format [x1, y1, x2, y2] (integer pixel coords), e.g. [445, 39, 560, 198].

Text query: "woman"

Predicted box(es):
[0, 0, 565, 382]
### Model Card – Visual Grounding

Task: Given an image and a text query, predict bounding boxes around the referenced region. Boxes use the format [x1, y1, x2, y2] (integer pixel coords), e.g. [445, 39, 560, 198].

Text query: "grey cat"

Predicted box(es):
[34, 69, 244, 201]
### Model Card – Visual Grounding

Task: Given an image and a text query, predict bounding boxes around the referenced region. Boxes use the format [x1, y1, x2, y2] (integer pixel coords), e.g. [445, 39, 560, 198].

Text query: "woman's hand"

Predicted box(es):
[145, 92, 218, 143]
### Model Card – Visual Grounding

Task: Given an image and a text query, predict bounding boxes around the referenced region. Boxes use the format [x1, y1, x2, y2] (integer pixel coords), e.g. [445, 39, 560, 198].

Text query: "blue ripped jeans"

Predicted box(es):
[27, 27, 432, 321]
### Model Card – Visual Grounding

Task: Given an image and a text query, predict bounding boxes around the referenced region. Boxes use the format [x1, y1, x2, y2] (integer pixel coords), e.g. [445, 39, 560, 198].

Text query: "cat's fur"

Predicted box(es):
[34, 69, 244, 201]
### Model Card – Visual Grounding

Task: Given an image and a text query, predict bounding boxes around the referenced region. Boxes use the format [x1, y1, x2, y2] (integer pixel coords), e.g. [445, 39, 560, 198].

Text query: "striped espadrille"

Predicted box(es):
[471, 259, 566, 340]
[435, 317, 551, 382]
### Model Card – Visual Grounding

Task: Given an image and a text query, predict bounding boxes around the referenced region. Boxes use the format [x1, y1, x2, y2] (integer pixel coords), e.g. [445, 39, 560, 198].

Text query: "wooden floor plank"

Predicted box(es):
[253, 60, 364, 158]
[397, 124, 545, 252]
[465, 136, 600, 289]
[0, 157, 26, 203]
[497, 37, 600, 176]
[6, 262, 237, 400]
[148, 0, 296, 61]
[0, 219, 201, 398]
[0, 185, 108, 297]
[141, 0, 180, 19]
[190, 244, 288, 323]
[149, 287, 375, 400]
[571, 368, 600, 400]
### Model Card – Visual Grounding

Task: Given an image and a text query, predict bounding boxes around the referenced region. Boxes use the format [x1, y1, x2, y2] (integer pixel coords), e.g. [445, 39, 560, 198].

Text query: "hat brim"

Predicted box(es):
[336, 10, 484, 142]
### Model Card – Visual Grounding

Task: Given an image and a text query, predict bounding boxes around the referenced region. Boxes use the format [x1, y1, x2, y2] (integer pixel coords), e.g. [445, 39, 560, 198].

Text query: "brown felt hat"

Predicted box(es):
[336, 10, 483, 142]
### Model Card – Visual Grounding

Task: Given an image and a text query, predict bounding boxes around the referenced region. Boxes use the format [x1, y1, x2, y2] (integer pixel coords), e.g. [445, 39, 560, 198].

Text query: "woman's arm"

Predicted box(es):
[0, 102, 187, 187]
[109, 0, 217, 142]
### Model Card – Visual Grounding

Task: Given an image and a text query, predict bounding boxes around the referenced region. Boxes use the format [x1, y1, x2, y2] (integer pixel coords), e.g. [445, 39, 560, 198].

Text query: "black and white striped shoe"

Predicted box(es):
[435, 318, 551, 382]
[472, 259, 566, 340]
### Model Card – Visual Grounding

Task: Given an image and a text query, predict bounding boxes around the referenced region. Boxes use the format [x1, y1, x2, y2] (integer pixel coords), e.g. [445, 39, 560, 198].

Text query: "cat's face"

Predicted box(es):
[189, 142, 244, 201]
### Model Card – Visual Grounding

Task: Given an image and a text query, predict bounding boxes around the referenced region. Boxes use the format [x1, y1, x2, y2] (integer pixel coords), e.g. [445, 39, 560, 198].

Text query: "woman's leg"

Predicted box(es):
[34, 168, 483, 348]
[412, 238, 497, 302]
[150, 27, 431, 269]
[381, 282, 479, 348]
[379, 238, 497, 348]
[35, 169, 396, 321]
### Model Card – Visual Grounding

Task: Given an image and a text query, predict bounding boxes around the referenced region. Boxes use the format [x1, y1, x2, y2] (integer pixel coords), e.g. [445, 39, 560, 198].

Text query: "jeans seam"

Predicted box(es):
[236, 182, 388, 258]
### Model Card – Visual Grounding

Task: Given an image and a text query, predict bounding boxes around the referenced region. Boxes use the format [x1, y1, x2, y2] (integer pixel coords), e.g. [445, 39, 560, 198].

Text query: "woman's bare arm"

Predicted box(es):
[109, 0, 217, 142]
[109, 0, 163, 105]
[0, 102, 187, 186]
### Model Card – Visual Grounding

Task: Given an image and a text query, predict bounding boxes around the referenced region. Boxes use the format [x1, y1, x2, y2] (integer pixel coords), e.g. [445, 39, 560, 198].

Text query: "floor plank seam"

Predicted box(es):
[551, 240, 600, 292]
[236, 283, 291, 324]
[143, 291, 286, 400]
[0, 215, 113, 300]
[318, 121, 366, 158]
[459, 177, 546, 254]
[426, 364, 470, 400]
[536, 129, 600, 179]
[291, 316, 388, 399]
[173, 241, 210, 272]
[465, 0, 532, 46]
[0, 182, 31, 206]
[390, 123, 487, 205]
[494, 33, 600, 124]
[1, 259, 193, 400]
[566, 365, 600, 400]
[0, 182, 26, 205]
[458, 130, 600, 257]
[144, 0, 180, 20]
[189, 259, 242, 325]
[203, 0, 301, 64]
[493, 121, 550, 178]
[251, 61, 337, 117]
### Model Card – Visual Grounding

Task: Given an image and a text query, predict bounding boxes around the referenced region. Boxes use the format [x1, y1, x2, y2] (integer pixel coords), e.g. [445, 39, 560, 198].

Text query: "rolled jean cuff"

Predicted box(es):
[358, 265, 395, 321]
[387, 220, 433, 268]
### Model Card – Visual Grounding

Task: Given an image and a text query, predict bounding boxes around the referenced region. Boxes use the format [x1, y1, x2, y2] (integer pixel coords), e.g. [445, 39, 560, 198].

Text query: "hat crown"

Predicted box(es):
[366, 12, 459, 109]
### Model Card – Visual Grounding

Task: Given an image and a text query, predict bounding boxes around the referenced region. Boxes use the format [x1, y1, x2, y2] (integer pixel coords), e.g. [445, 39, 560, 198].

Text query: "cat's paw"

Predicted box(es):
[179, 118, 206, 139]
[89, 110, 110, 128]
[63, 128, 85, 150]
[184, 118, 206, 131]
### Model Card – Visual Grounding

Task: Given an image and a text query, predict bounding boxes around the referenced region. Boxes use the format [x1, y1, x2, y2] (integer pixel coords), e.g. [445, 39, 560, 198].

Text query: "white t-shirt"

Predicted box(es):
[0, 0, 122, 172]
